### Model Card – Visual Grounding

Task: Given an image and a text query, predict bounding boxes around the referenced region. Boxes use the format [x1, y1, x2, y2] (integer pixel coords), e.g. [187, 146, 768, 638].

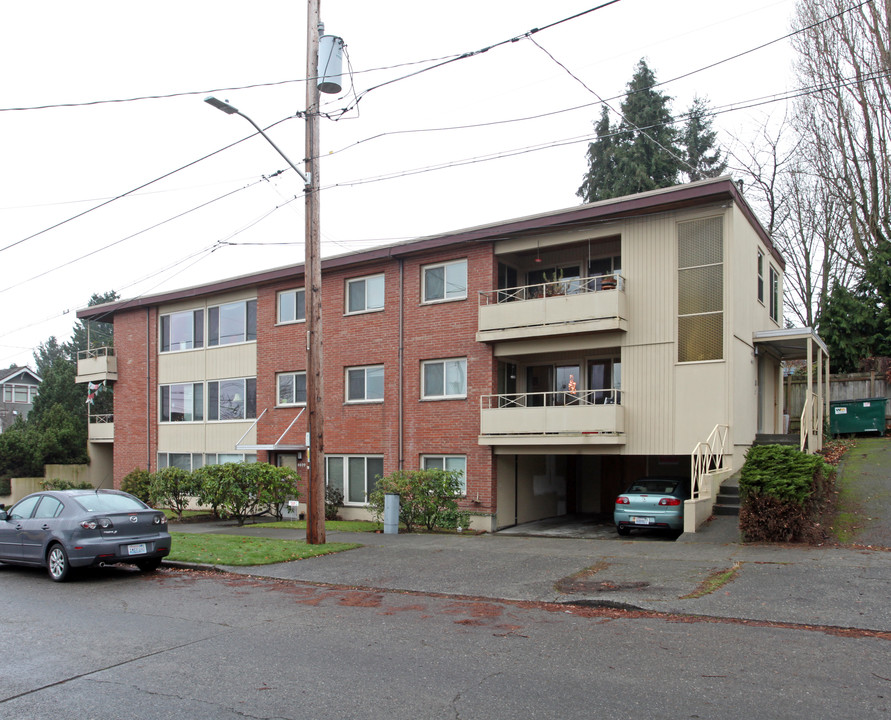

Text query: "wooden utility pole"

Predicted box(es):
[304, 0, 325, 544]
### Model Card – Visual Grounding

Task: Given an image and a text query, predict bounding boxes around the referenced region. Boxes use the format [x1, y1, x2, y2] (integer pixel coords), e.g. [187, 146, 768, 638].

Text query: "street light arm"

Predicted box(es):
[204, 96, 310, 186]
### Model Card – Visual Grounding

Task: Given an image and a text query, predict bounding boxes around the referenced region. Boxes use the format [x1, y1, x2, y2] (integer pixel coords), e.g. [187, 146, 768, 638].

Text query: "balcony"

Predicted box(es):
[477, 274, 627, 343]
[88, 414, 114, 443]
[76, 347, 118, 384]
[479, 390, 625, 446]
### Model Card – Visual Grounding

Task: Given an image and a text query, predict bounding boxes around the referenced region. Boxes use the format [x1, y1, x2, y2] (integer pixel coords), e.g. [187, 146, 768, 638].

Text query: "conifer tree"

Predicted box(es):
[681, 96, 727, 181]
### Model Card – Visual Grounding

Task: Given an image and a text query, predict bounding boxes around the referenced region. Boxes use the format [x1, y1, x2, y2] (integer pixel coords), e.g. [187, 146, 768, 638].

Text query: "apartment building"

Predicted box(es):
[0, 366, 41, 433]
[76, 177, 829, 532]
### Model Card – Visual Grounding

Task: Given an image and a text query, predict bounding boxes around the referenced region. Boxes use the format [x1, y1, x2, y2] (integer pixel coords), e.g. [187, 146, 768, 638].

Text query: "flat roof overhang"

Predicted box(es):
[753, 327, 829, 361]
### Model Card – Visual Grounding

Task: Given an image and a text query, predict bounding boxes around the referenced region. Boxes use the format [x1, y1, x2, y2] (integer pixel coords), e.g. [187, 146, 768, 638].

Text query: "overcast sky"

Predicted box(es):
[0, 0, 800, 369]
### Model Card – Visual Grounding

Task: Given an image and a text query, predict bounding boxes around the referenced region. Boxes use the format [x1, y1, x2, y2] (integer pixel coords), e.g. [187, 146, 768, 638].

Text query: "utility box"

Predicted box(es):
[830, 397, 887, 435]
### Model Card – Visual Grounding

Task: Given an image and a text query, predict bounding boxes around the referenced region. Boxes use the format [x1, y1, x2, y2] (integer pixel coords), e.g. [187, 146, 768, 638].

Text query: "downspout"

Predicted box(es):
[398, 257, 404, 470]
[146, 308, 151, 472]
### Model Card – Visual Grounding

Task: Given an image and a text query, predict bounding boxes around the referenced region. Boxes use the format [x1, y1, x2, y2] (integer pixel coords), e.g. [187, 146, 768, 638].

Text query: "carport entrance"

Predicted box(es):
[495, 453, 689, 533]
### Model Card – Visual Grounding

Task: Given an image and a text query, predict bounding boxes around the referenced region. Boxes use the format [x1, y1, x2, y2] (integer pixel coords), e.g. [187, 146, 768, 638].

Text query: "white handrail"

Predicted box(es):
[480, 389, 622, 409]
[690, 424, 730, 500]
[478, 273, 625, 305]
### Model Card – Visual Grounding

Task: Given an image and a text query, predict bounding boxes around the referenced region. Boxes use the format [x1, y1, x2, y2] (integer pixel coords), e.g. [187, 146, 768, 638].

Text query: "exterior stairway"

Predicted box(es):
[753, 433, 799, 446]
[713, 476, 741, 516]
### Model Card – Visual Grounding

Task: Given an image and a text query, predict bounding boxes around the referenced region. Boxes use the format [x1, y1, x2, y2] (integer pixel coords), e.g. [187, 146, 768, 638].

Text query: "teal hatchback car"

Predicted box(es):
[614, 477, 688, 536]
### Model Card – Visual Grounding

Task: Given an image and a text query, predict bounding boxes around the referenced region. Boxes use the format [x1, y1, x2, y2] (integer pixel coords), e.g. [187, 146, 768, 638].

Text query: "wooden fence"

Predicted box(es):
[786, 371, 889, 431]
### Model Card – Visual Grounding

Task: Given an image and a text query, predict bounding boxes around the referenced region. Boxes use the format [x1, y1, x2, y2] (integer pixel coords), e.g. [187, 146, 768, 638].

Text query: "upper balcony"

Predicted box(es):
[477, 274, 627, 343]
[76, 347, 118, 384]
[88, 413, 114, 443]
[479, 389, 625, 446]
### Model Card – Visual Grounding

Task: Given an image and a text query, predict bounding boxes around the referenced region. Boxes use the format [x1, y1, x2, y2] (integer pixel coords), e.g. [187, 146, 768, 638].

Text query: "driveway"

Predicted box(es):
[839, 436, 891, 547]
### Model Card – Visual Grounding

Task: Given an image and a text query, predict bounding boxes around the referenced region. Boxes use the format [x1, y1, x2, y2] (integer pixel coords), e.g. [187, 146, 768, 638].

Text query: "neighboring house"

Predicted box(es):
[0, 366, 41, 433]
[75, 177, 829, 532]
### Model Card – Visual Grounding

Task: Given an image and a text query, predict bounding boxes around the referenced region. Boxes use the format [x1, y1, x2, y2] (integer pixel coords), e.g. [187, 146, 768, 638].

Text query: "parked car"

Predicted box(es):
[0, 489, 170, 582]
[614, 477, 688, 536]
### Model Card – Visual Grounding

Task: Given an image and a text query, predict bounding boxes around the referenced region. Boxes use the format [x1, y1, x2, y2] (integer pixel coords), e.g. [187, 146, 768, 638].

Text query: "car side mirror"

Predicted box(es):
[0, 511, 7, 521]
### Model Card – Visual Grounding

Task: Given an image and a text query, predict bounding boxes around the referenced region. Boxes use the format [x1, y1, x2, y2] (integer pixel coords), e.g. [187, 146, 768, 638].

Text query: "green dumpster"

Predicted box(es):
[830, 397, 887, 435]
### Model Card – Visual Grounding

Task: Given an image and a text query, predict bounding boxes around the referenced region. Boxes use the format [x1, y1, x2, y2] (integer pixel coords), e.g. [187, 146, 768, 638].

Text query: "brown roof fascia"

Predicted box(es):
[77, 177, 783, 320]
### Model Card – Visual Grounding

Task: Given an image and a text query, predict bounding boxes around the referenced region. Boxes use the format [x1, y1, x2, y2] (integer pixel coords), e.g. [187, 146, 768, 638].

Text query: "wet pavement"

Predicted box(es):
[168, 438, 891, 632]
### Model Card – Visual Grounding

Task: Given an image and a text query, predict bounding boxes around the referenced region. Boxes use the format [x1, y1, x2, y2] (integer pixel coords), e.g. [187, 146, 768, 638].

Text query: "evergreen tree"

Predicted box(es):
[578, 59, 682, 202]
[681, 96, 727, 181]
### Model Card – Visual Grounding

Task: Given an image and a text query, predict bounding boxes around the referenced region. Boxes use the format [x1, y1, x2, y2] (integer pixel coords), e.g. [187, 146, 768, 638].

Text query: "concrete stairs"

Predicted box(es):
[713, 483, 740, 516]
[753, 433, 799, 446]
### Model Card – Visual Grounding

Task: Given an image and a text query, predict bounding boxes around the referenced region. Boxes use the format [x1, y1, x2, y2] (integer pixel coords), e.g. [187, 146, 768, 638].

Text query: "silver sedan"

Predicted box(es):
[0, 489, 171, 581]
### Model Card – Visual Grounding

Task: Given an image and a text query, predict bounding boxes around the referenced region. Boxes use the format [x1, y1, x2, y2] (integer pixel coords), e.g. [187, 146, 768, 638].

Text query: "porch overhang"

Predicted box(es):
[752, 327, 829, 360]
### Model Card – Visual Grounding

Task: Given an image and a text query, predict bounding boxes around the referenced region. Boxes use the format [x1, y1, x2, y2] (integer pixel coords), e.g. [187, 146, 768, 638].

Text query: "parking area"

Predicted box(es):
[496, 513, 682, 541]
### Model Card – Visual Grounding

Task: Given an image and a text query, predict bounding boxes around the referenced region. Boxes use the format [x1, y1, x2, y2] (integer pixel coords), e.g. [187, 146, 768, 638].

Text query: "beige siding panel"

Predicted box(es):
[674, 362, 727, 453]
[159, 289, 257, 316]
[158, 425, 207, 452]
[205, 343, 257, 380]
[732, 336, 759, 445]
[158, 422, 256, 453]
[206, 422, 256, 451]
[623, 342, 675, 454]
[496, 455, 516, 529]
[158, 350, 208, 384]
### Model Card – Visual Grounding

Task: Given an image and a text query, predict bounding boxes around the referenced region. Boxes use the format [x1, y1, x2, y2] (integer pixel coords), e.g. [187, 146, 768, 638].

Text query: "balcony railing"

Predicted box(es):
[479, 389, 624, 442]
[477, 274, 626, 339]
[88, 413, 114, 442]
[76, 346, 118, 384]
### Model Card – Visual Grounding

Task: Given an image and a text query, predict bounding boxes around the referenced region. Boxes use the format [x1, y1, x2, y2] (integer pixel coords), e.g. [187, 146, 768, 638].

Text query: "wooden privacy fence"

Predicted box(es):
[786, 371, 889, 431]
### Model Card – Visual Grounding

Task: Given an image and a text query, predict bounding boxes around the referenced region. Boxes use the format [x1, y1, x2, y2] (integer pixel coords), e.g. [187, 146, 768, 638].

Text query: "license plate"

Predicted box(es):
[631, 517, 652, 525]
[127, 543, 147, 555]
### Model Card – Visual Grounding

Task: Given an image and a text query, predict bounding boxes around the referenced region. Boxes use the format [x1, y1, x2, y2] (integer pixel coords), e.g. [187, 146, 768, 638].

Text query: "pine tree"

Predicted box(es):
[577, 59, 682, 203]
[681, 96, 727, 181]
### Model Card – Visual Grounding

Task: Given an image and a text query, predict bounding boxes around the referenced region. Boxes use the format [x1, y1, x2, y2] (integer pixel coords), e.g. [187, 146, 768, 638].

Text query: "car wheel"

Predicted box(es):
[616, 525, 630, 536]
[47, 543, 71, 582]
[135, 558, 162, 572]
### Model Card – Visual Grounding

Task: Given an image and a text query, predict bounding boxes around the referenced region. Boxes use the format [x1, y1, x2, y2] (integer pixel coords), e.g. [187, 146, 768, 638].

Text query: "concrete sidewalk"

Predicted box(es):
[170, 513, 891, 632]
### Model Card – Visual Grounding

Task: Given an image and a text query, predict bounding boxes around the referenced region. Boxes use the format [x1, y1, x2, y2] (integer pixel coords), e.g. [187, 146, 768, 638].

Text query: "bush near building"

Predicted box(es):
[738, 444, 835, 543]
[367, 469, 467, 532]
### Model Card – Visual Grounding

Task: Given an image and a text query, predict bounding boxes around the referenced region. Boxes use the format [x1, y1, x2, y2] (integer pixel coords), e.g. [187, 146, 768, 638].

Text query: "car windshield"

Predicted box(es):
[71, 493, 147, 513]
[627, 480, 680, 495]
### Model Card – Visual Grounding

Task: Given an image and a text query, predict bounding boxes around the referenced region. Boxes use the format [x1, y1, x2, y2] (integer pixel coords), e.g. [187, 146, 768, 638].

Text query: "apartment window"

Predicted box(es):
[769, 266, 780, 323]
[207, 378, 257, 421]
[346, 365, 384, 403]
[423, 259, 467, 303]
[160, 383, 204, 422]
[157, 453, 204, 471]
[278, 289, 305, 324]
[326, 455, 384, 505]
[757, 250, 764, 304]
[422, 455, 467, 494]
[160, 309, 204, 352]
[204, 453, 257, 465]
[209, 299, 257, 346]
[422, 358, 467, 399]
[346, 274, 385, 314]
[678, 216, 724, 363]
[3, 384, 38, 403]
[277, 372, 307, 406]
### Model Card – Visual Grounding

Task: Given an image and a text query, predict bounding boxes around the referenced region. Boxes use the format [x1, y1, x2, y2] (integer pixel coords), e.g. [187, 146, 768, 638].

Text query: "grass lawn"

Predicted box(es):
[168, 532, 361, 566]
[250, 519, 384, 532]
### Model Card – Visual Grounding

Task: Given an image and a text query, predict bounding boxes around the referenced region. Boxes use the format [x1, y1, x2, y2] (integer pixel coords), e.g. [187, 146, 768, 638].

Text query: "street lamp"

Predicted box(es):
[204, 97, 310, 186]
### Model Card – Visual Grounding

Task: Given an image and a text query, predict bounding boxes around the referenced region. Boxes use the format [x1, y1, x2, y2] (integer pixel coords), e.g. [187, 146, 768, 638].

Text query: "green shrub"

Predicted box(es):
[41, 479, 94, 490]
[254, 464, 300, 520]
[325, 484, 344, 520]
[739, 444, 835, 542]
[121, 468, 153, 504]
[150, 467, 197, 519]
[367, 469, 464, 532]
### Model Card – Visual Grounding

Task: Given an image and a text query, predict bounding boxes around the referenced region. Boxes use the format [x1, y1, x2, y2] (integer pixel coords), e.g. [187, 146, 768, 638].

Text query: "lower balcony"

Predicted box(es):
[88, 414, 114, 443]
[479, 390, 625, 446]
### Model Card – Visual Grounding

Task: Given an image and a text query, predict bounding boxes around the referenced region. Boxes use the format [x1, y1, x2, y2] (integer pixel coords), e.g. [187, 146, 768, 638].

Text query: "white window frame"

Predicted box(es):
[421, 358, 467, 400]
[769, 266, 780, 323]
[160, 308, 204, 353]
[346, 365, 384, 403]
[326, 455, 384, 506]
[208, 299, 257, 347]
[277, 371, 307, 406]
[204, 453, 258, 465]
[160, 382, 204, 423]
[277, 289, 306, 324]
[422, 259, 468, 303]
[345, 274, 385, 314]
[421, 454, 467, 495]
[207, 377, 257, 421]
[157, 453, 205, 472]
